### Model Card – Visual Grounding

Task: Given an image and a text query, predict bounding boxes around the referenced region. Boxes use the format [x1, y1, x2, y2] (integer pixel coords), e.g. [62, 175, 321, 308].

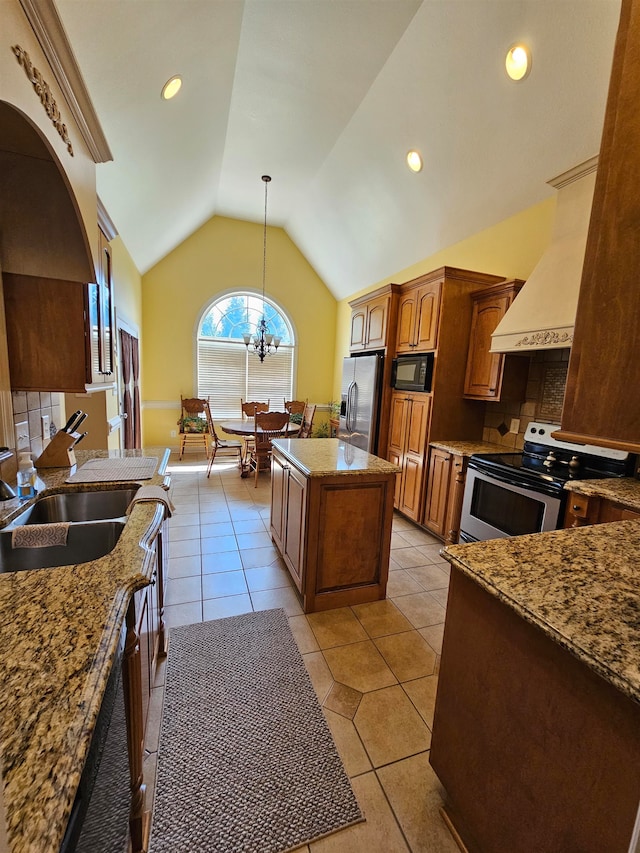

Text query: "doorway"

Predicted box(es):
[119, 326, 141, 449]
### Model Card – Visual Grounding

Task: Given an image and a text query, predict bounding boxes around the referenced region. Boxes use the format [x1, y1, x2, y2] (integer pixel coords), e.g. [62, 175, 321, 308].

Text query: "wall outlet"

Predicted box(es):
[170, 430, 177, 438]
[510, 418, 521, 434]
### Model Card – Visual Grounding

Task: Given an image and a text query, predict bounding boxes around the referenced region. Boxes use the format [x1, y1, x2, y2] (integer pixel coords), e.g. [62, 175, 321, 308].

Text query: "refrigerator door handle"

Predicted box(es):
[348, 381, 358, 432]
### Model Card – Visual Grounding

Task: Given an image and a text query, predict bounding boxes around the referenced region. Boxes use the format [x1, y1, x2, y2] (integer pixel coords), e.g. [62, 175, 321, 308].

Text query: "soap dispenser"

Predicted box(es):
[17, 453, 37, 501]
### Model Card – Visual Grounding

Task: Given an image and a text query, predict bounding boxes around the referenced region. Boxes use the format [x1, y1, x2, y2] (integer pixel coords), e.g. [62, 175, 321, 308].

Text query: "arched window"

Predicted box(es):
[197, 293, 295, 418]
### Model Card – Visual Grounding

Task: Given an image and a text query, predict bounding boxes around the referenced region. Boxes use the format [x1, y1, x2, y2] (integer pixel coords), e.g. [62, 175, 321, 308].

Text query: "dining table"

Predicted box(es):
[219, 418, 301, 476]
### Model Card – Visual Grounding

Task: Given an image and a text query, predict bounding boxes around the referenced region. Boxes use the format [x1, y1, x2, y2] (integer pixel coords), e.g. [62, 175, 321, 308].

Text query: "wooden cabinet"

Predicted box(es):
[555, 0, 640, 454]
[423, 446, 468, 544]
[349, 284, 399, 352]
[386, 267, 504, 525]
[270, 442, 396, 612]
[431, 567, 640, 853]
[395, 280, 440, 353]
[271, 451, 307, 591]
[3, 227, 115, 393]
[4, 272, 89, 392]
[388, 391, 431, 521]
[463, 280, 528, 400]
[564, 489, 640, 528]
[122, 510, 168, 853]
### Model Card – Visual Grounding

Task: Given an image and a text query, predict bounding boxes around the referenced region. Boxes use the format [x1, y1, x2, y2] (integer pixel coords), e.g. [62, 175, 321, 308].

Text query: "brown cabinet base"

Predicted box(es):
[271, 447, 395, 612]
[430, 569, 640, 853]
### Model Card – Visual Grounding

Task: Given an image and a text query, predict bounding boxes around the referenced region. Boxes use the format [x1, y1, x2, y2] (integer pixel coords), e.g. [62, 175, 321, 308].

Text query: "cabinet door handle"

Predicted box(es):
[573, 504, 581, 511]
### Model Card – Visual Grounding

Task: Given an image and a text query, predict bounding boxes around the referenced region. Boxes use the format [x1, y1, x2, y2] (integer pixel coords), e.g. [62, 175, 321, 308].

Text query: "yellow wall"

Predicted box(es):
[112, 235, 143, 332]
[332, 196, 557, 400]
[141, 215, 336, 446]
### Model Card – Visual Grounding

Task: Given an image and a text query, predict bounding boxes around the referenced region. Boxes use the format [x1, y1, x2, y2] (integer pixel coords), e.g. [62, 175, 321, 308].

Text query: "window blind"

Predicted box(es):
[198, 338, 294, 418]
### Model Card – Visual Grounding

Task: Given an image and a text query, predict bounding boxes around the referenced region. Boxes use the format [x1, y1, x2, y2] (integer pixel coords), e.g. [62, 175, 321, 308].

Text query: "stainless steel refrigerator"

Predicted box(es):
[338, 353, 383, 454]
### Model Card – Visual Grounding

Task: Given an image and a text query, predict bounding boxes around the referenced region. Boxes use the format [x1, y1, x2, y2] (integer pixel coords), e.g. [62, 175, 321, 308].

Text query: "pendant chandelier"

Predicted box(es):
[243, 175, 281, 362]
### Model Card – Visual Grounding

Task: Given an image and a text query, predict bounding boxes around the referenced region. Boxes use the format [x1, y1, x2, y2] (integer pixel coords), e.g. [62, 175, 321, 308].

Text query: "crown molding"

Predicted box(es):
[18, 0, 112, 163]
[97, 196, 118, 241]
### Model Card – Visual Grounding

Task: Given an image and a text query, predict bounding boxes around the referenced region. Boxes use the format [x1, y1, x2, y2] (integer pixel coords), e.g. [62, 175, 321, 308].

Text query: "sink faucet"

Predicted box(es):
[0, 480, 16, 501]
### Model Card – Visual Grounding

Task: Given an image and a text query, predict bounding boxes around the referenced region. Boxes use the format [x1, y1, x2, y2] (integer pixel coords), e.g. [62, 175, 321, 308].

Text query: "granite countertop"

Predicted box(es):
[429, 439, 507, 456]
[271, 438, 400, 477]
[563, 476, 640, 511]
[0, 448, 171, 853]
[443, 521, 640, 706]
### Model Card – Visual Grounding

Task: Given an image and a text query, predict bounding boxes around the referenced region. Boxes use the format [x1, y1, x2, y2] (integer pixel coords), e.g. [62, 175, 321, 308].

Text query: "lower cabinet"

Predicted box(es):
[423, 447, 468, 544]
[270, 445, 396, 612]
[122, 513, 168, 853]
[271, 452, 307, 591]
[564, 490, 640, 527]
[387, 391, 432, 522]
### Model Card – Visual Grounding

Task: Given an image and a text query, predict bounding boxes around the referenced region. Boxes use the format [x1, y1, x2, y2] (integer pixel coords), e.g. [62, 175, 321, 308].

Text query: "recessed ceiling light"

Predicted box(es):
[161, 75, 182, 100]
[406, 150, 423, 173]
[505, 44, 531, 81]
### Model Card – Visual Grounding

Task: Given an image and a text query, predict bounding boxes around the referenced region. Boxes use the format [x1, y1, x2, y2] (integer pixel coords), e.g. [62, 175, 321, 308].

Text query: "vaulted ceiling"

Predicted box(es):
[54, 0, 621, 301]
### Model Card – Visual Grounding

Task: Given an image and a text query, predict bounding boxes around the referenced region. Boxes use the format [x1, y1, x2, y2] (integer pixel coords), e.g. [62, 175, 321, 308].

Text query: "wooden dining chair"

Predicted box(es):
[298, 403, 317, 438]
[240, 400, 270, 465]
[203, 401, 243, 477]
[240, 400, 270, 418]
[178, 396, 211, 459]
[284, 400, 306, 418]
[249, 411, 290, 487]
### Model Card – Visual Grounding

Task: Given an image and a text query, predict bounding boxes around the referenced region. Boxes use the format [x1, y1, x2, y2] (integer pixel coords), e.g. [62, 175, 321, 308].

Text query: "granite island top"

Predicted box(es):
[443, 520, 640, 706]
[0, 448, 171, 853]
[271, 437, 401, 477]
[429, 439, 507, 456]
[563, 476, 640, 511]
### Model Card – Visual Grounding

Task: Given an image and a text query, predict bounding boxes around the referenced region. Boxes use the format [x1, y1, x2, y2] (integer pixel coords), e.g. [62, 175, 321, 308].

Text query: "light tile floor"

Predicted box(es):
[145, 449, 459, 853]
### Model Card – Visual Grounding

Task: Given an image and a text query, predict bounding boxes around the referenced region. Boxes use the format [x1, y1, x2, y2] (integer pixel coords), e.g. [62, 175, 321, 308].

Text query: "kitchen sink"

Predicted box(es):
[10, 487, 140, 525]
[0, 519, 126, 572]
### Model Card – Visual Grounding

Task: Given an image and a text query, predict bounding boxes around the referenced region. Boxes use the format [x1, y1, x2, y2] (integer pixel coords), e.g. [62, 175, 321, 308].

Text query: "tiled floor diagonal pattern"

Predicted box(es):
[145, 450, 459, 853]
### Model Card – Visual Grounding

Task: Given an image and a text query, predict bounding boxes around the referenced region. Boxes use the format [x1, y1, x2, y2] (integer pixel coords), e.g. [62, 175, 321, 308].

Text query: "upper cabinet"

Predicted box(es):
[396, 279, 441, 353]
[349, 284, 400, 352]
[556, 0, 640, 453]
[4, 273, 89, 392]
[4, 228, 115, 393]
[464, 280, 528, 401]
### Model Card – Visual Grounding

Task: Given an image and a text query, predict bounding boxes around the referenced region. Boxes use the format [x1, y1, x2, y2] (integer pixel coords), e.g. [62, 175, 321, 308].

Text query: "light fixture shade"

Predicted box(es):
[505, 44, 531, 81]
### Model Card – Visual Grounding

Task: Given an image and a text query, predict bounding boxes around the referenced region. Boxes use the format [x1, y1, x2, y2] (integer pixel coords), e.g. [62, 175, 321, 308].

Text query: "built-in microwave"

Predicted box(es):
[391, 352, 434, 393]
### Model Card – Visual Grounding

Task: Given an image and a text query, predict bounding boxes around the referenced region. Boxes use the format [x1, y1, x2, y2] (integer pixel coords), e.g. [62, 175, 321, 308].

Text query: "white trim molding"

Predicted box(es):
[18, 0, 112, 163]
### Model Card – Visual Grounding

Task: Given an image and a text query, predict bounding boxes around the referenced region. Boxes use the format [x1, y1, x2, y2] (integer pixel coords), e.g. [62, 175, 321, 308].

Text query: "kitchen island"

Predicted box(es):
[270, 438, 400, 613]
[0, 448, 170, 853]
[431, 521, 640, 853]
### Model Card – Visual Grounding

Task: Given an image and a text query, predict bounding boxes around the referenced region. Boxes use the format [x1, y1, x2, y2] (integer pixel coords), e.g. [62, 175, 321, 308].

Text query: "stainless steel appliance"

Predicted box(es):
[391, 352, 434, 393]
[460, 421, 634, 542]
[339, 353, 383, 453]
[60, 624, 130, 853]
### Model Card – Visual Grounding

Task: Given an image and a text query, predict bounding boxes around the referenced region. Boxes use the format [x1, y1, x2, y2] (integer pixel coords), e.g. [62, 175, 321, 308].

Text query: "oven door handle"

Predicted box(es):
[468, 460, 563, 500]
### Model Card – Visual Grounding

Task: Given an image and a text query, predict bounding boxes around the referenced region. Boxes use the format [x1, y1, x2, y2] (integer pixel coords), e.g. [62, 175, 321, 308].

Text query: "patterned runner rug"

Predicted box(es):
[149, 608, 363, 853]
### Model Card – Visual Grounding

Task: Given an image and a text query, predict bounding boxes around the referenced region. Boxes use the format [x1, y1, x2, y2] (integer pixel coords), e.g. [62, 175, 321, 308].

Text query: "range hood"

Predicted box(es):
[490, 157, 598, 354]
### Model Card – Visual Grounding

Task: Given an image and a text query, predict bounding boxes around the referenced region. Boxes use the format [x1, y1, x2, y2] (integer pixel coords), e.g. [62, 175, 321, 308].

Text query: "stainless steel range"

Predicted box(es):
[460, 421, 635, 542]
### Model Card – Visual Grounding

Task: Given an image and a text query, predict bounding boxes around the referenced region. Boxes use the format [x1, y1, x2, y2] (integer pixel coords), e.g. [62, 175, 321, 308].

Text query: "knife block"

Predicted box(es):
[35, 431, 77, 468]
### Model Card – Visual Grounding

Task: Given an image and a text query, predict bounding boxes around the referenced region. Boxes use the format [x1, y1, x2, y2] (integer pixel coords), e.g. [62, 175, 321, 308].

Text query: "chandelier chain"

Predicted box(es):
[243, 175, 279, 362]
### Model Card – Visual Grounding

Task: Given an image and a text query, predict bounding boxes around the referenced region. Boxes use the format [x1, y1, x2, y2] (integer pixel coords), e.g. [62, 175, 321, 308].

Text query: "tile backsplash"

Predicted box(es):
[482, 349, 570, 450]
[12, 391, 63, 459]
